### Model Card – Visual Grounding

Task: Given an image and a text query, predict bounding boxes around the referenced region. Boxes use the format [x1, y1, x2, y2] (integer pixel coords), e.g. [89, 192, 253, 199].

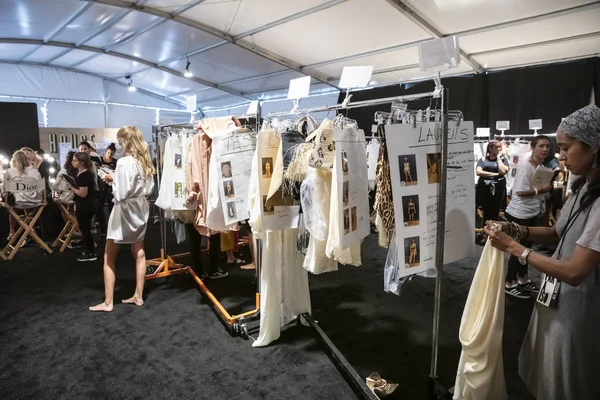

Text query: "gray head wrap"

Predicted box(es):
[558, 105, 600, 148]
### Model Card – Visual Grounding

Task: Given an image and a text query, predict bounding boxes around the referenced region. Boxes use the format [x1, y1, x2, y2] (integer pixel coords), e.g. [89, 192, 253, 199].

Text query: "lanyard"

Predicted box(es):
[556, 190, 582, 260]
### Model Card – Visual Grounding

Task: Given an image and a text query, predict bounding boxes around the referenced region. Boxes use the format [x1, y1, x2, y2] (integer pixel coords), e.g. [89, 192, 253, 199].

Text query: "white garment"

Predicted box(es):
[505, 159, 544, 219]
[248, 148, 312, 347]
[107, 156, 154, 244]
[155, 135, 192, 212]
[52, 168, 74, 204]
[206, 130, 237, 232]
[3, 167, 43, 208]
[454, 241, 507, 400]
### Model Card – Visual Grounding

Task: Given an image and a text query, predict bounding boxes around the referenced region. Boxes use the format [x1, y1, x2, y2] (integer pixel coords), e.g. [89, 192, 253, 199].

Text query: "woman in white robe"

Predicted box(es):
[90, 126, 155, 312]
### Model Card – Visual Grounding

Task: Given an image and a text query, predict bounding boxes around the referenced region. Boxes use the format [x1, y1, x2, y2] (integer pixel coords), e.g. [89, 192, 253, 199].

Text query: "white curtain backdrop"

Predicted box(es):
[48, 101, 105, 128]
[107, 105, 156, 141]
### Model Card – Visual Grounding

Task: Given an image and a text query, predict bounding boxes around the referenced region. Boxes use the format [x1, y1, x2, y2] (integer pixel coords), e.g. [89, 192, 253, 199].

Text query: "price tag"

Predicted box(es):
[287, 76, 311, 99]
[529, 119, 542, 130]
[496, 121, 510, 131]
[476, 127, 490, 137]
[339, 66, 374, 89]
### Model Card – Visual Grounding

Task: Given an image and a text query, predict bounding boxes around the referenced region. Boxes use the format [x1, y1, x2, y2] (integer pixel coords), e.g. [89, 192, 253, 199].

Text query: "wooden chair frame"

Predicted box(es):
[53, 202, 80, 252]
[1, 179, 53, 260]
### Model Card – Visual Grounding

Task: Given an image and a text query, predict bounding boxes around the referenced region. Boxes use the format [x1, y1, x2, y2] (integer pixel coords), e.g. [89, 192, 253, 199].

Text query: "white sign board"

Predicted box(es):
[334, 126, 370, 249]
[339, 66, 374, 89]
[386, 122, 475, 278]
[215, 131, 257, 225]
[169, 136, 192, 211]
[496, 121, 510, 131]
[529, 119, 542, 130]
[476, 127, 490, 137]
[366, 140, 380, 181]
[418, 36, 460, 72]
[287, 76, 311, 100]
[257, 129, 300, 231]
[246, 100, 259, 116]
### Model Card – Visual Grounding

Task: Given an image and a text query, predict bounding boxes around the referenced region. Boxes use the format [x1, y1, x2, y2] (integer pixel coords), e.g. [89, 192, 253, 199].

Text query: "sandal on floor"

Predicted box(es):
[227, 258, 245, 265]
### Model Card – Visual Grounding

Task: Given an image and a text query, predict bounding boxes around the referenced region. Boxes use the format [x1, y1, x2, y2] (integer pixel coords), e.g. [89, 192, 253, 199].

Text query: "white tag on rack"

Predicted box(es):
[287, 76, 311, 100]
[418, 36, 461, 72]
[371, 124, 378, 134]
[186, 95, 197, 112]
[246, 100, 259, 116]
[529, 119, 542, 130]
[496, 121, 510, 131]
[339, 66, 374, 89]
[476, 128, 490, 137]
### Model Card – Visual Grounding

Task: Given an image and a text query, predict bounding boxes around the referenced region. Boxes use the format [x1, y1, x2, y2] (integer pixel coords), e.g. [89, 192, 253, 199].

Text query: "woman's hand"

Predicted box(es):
[103, 173, 113, 184]
[484, 221, 516, 252]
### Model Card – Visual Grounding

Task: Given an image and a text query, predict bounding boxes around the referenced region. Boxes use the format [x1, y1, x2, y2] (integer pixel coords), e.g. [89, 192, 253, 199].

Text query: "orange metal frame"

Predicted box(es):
[145, 250, 260, 325]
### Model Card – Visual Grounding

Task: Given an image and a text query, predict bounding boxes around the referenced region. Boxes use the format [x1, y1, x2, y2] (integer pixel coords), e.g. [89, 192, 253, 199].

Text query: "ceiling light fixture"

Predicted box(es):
[126, 75, 137, 92]
[184, 58, 193, 78]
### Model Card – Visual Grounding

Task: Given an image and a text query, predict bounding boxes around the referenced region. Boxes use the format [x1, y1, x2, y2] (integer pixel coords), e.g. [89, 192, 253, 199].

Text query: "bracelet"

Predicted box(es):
[510, 221, 522, 241]
[524, 226, 530, 240]
[534, 188, 539, 196]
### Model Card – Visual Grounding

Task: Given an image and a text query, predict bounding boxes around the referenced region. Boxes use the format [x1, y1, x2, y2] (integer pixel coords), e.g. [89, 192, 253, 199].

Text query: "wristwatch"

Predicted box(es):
[519, 248, 533, 265]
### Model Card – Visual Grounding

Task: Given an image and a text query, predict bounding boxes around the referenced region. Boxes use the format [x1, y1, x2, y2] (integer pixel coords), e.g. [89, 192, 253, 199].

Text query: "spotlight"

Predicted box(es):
[49, 167, 56, 173]
[48, 156, 55, 163]
[2, 159, 8, 165]
[184, 59, 193, 78]
[49, 178, 56, 184]
[126, 75, 137, 92]
[128, 84, 137, 92]
[555, 153, 560, 159]
[43, 153, 50, 160]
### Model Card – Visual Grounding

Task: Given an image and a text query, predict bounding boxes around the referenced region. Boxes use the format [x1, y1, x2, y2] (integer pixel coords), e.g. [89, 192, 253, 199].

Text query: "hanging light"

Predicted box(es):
[126, 75, 137, 92]
[48, 156, 55, 163]
[184, 58, 193, 78]
[49, 167, 56, 174]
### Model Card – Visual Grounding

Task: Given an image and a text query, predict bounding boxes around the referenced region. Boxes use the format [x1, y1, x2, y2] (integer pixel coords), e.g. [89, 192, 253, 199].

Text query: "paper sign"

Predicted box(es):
[287, 76, 311, 99]
[257, 129, 300, 231]
[169, 136, 192, 211]
[476, 127, 490, 137]
[335, 126, 370, 249]
[246, 100, 259, 116]
[529, 119, 542, 130]
[496, 121, 510, 131]
[366, 140, 380, 181]
[186, 95, 197, 112]
[418, 36, 461, 72]
[386, 122, 475, 278]
[339, 66, 374, 89]
[215, 130, 257, 225]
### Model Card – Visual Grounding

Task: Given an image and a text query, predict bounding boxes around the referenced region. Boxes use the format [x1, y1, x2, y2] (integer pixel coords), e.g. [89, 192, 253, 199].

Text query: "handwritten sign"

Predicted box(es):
[386, 121, 475, 278]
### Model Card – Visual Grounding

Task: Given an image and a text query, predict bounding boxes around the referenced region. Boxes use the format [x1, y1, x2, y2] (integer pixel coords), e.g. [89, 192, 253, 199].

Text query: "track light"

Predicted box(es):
[184, 59, 193, 78]
[126, 75, 137, 92]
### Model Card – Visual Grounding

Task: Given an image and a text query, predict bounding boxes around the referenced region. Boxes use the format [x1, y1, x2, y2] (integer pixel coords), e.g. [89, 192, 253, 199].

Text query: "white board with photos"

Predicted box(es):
[214, 131, 257, 225]
[386, 122, 475, 278]
[170, 136, 192, 210]
[256, 129, 300, 232]
[335, 125, 370, 249]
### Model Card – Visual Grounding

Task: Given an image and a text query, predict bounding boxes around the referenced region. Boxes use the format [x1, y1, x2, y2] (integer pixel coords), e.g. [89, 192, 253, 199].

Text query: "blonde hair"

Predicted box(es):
[11, 150, 30, 173]
[117, 126, 155, 178]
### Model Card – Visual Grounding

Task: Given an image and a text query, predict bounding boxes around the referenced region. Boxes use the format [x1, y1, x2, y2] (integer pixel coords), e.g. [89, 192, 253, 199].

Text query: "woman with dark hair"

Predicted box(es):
[52, 151, 77, 205]
[99, 143, 118, 226]
[476, 140, 509, 237]
[501, 135, 552, 299]
[485, 105, 600, 400]
[68, 152, 97, 262]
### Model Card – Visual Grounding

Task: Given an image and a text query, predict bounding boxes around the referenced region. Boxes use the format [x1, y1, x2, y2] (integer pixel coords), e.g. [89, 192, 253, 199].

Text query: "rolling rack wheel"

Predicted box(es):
[146, 265, 156, 275]
[239, 323, 249, 340]
[229, 322, 239, 337]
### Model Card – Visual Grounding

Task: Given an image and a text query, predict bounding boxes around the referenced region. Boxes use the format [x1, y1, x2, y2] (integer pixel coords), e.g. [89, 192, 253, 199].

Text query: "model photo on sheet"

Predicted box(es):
[399, 154, 418, 186]
[402, 195, 420, 227]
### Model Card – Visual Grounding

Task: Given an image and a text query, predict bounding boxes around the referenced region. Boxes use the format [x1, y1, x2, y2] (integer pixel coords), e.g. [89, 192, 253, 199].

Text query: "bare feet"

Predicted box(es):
[122, 296, 144, 306]
[241, 263, 256, 270]
[89, 302, 114, 312]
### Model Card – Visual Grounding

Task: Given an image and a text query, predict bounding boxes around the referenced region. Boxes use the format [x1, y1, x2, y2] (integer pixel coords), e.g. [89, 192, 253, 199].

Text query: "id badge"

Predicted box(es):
[536, 274, 561, 308]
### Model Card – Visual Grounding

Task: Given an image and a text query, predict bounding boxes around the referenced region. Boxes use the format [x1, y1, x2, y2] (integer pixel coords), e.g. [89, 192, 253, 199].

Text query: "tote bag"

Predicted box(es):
[454, 240, 507, 400]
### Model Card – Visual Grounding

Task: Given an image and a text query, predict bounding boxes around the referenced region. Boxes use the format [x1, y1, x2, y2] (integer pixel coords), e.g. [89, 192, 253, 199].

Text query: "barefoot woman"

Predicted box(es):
[90, 126, 155, 312]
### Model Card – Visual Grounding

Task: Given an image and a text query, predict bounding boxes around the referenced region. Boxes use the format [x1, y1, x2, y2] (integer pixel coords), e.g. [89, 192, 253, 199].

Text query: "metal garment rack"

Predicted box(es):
[263, 87, 453, 400]
[145, 121, 262, 339]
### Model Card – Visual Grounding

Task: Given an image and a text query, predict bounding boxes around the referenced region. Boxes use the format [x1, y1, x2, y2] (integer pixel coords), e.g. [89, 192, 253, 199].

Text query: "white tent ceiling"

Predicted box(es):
[0, 0, 599, 110]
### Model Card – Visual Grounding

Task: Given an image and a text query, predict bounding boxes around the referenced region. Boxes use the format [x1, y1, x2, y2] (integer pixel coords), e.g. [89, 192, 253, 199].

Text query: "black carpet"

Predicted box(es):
[0, 224, 538, 400]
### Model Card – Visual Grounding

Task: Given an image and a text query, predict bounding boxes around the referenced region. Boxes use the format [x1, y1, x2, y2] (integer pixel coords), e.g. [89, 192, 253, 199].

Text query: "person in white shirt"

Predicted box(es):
[3, 150, 43, 239]
[503, 135, 552, 299]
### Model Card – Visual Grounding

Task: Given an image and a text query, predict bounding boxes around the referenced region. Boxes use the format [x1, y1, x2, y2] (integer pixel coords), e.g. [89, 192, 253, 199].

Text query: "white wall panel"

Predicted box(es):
[158, 109, 191, 125]
[0, 63, 104, 101]
[48, 101, 105, 128]
[107, 105, 156, 141]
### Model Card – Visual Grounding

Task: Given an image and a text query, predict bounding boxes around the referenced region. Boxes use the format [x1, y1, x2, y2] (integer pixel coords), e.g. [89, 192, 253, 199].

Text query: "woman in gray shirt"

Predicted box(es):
[485, 104, 600, 400]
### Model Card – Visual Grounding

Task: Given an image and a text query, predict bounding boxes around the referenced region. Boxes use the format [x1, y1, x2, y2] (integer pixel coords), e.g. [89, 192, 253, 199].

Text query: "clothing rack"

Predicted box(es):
[146, 120, 262, 340]
[263, 86, 453, 400]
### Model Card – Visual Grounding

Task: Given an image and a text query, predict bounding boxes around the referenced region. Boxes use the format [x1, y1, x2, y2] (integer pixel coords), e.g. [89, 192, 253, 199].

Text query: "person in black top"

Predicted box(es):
[476, 140, 510, 238]
[100, 143, 118, 219]
[79, 141, 104, 234]
[69, 152, 97, 262]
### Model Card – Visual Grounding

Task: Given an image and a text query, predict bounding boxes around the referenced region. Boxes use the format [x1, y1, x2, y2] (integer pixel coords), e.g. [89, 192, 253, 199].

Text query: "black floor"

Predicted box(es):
[0, 224, 537, 399]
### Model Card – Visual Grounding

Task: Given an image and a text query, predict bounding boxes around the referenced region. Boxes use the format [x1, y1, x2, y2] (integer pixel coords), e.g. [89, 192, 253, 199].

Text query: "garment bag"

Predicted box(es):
[454, 240, 507, 400]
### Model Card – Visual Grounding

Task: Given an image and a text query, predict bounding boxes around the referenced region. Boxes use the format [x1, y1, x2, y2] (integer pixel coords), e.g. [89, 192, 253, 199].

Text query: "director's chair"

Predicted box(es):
[1, 179, 53, 260]
[53, 202, 79, 252]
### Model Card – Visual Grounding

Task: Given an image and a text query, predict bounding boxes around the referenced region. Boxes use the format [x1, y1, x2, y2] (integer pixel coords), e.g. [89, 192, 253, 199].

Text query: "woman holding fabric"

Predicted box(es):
[89, 126, 155, 312]
[476, 140, 509, 237]
[502, 135, 552, 299]
[485, 105, 600, 400]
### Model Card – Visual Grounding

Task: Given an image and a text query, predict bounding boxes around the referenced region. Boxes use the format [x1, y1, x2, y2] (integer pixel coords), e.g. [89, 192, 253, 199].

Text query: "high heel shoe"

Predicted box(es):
[366, 372, 399, 398]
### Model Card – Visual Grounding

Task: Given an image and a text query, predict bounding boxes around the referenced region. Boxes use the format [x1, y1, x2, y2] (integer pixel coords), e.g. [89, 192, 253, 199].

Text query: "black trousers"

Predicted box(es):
[76, 207, 95, 254]
[185, 224, 220, 275]
[476, 181, 506, 224]
[505, 213, 538, 283]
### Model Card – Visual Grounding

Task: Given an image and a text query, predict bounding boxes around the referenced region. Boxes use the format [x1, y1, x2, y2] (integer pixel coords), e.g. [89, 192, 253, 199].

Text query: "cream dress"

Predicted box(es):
[107, 156, 155, 244]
